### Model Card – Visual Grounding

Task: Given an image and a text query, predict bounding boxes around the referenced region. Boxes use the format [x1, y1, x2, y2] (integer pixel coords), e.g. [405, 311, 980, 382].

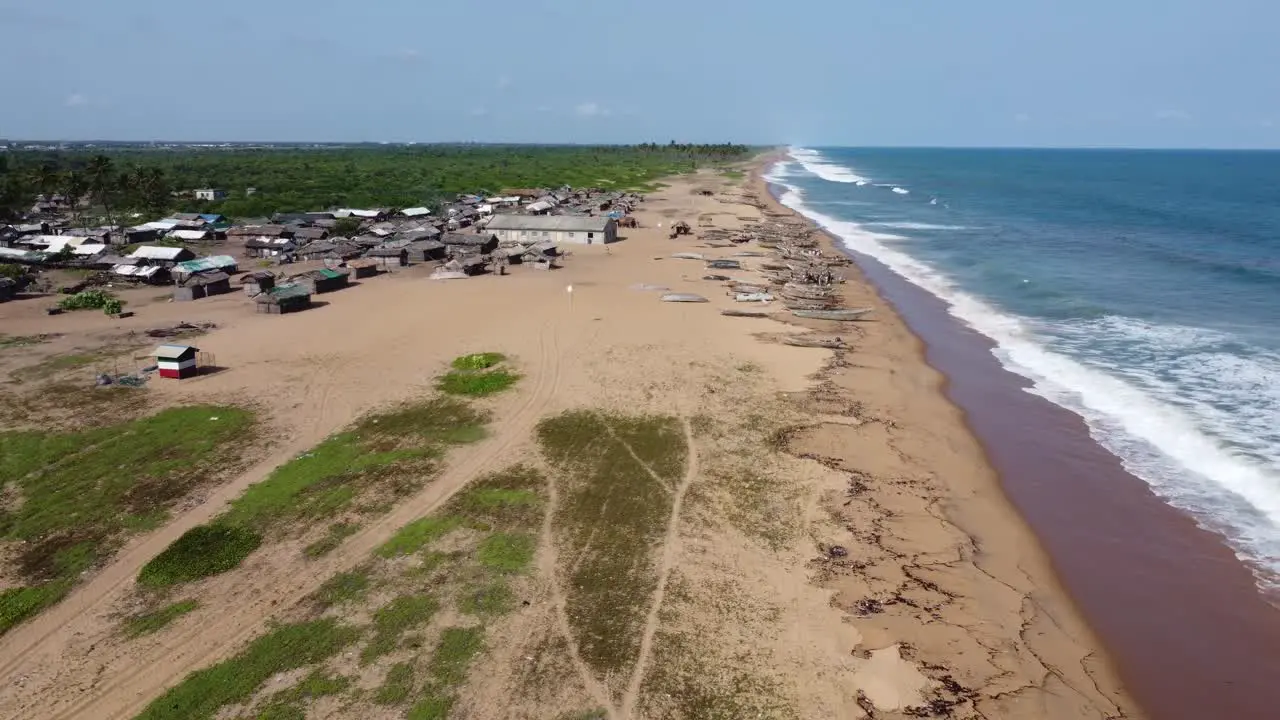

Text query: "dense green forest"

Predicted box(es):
[0, 143, 754, 222]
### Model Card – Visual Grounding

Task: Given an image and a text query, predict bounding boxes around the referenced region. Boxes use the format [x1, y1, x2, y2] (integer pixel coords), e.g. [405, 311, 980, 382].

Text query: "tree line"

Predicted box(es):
[0, 143, 754, 223]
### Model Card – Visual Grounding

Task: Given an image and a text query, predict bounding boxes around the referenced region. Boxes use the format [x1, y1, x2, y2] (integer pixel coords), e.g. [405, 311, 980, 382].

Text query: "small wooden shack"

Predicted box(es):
[173, 271, 232, 302]
[153, 344, 200, 379]
[299, 268, 350, 294]
[347, 258, 379, 279]
[405, 240, 446, 263]
[255, 283, 312, 314]
[240, 271, 276, 296]
[365, 246, 408, 271]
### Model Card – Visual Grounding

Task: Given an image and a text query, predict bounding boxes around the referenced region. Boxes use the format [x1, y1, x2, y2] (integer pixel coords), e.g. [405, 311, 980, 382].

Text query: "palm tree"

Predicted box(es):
[61, 170, 88, 229]
[86, 154, 116, 228]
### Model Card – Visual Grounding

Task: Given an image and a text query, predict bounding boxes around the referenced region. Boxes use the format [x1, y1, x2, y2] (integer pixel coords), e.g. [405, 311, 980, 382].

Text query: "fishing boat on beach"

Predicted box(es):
[790, 308, 873, 321]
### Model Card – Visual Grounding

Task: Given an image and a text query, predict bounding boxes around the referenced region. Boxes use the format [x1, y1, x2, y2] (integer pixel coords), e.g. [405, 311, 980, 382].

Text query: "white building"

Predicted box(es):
[193, 188, 226, 201]
[485, 215, 617, 245]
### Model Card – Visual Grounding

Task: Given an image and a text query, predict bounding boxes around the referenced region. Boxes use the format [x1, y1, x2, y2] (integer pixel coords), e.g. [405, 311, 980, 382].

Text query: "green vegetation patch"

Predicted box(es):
[123, 599, 199, 638]
[138, 397, 487, 586]
[0, 405, 254, 634]
[362, 594, 440, 662]
[451, 352, 506, 371]
[137, 524, 261, 587]
[374, 662, 416, 705]
[303, 522, 359, 558]
[445, 464, 544, 528]
[536, 410, 687, 684]
[476, 533, 536, 572]
[457, 579, 515, 617]
[377, 516, 463, 558]
[134, 618, 359, 720]
[407, 626, 485, 719]
[253, 669, 352, 719]
[310, 569, 371, 612]
[437, 368, 520, 398]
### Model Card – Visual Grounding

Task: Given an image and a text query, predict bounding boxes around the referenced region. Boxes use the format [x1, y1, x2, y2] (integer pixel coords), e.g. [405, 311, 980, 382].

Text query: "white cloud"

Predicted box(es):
[496, 75, 511, 90]
[65, 93, 88, 108]
[470, 107, 489, 117]
[1014, 112, 1030, 123]
[1155, 109, 1191, 121]
[574, 101, 610, 118]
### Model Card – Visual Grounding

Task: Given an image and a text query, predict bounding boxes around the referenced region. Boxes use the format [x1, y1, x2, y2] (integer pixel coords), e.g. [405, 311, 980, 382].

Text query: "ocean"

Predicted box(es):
[767, 147, 1280, 592]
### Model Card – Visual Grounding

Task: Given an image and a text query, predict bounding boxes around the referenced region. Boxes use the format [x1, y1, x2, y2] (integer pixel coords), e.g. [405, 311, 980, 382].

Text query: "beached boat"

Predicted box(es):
[706, 259, 743, 270]
[671, 252, 704, 260]
[703, 274, 732, 281]
[734, 292, 774, 303]
[790, 308, 873, 321]
[721, 309, 773, 318]
[783, 335, 847, 349]
[660, 293, 709, 303]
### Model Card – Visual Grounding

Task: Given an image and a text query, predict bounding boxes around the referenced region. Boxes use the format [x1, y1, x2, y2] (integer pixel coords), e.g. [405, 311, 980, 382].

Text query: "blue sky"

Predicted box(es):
[2, 0, 1278, 148]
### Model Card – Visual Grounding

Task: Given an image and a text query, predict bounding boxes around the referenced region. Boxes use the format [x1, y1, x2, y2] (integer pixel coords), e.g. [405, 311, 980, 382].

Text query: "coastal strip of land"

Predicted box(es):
[0, 156, 1139, 719]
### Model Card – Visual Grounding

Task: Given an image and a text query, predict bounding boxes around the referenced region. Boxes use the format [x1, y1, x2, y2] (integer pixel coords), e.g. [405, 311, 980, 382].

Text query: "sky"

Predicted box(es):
[2, 0, 1279, 148]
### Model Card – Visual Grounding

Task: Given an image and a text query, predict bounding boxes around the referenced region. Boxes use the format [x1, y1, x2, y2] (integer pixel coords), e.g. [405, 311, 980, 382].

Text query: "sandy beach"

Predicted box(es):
[0, 157, 1140, 719]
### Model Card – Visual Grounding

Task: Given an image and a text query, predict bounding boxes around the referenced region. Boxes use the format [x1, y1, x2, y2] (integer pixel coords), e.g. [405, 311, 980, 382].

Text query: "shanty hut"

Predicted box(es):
[405, 239, 447, 262]
[0, 277, 16, 302]
[153, 344, 201, 379]
[172, 255, 238, 281]
[298, 268, 350, 294]
[440, 232, 498, 255]
[292, 226, 330, 243]
[347, 258, 379, 278]
[240, 270, 276, 296]
[365, 246, 408, 271]
[255, 283, 312, 314]
[173, 271, 232, 301]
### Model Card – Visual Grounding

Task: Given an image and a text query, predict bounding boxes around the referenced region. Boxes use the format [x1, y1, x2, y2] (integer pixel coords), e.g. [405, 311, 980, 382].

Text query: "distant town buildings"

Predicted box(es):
[194, 188, 227, 201]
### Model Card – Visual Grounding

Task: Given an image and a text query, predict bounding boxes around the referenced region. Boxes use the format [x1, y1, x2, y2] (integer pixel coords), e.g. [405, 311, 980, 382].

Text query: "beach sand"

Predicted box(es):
[0, 158, 1140, 719]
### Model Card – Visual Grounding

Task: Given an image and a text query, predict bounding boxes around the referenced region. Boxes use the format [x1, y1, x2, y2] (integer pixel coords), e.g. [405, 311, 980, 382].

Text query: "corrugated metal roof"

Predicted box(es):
[168, 229, 211, 241]
[263, 283, 311, 300]
[317, 268, 346, 279]
[400, 207, 432, 217]
[486, 215, 612, 232]
[154, 344, 198, 359]
[129, 245, 189, 260]
[0, 247, 44, 262]
[113, 265, 162, 278]
[174, 255, 237, 273]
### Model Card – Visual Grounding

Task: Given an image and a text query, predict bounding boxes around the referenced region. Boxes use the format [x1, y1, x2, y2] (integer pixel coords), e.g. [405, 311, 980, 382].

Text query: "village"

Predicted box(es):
[0, 187, 645, 313]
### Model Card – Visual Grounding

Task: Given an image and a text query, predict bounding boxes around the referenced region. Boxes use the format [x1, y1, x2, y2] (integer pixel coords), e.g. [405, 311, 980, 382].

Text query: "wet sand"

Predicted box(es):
[761, 157, 1280, 720]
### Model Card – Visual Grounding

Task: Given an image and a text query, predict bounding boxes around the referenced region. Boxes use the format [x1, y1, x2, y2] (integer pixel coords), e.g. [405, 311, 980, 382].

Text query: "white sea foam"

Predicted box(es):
[764, 163, 1280, 588]
[872, 222, 971, 231]
[892, 187, 910, 195]
[787, 147, 871, 184]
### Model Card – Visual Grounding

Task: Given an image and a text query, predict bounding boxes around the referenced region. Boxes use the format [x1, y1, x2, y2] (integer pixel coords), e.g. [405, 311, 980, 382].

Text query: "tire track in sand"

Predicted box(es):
[620, 415, 698, 719]
[7, 319, 565, 720]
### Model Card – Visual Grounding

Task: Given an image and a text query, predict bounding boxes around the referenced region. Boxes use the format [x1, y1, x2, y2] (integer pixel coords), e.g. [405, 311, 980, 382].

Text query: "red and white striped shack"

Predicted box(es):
[153, 344, 200, 379]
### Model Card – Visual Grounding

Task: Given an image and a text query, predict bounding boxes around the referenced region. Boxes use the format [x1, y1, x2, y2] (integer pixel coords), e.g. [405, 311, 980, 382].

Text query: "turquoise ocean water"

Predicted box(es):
[767, 147, 1280, 589]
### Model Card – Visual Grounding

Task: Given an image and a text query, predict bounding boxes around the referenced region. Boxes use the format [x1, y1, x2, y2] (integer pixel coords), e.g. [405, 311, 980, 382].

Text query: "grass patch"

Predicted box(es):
[0, 405, 254, 633]
[376, 516, 463, 558]
[252, 668, 352, 717]
[0, 333, 54, 350]
[134, 618, 359, 720]
[137, 524, 262, 587]
[139, 397, 487, 586]
[407, 626, 485, 715]
[445, 465, 544, 528]
[537, 410, 686, 685]
[363, 594, 439, 662]
[476, 533, 535, 572]
[408, 696, 453, 720]
[303, 522, 359, 558]
[310, 569, 371, 611]
[457, 579, 515, 617]
[222, 397, 486, 531]
[721, 169, 745, 180]
[436, 368, 520, 397]
[123, 599, 199, 638]
[10, 352, 101, 381]
[451, 352, 506, 371]
[374, 662, 415, 705]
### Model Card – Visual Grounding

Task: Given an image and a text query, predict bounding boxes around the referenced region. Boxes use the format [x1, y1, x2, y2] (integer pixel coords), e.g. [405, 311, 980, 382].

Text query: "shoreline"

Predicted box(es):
[745, 153, 1142, 718]
[755, 150, 1280, 720]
